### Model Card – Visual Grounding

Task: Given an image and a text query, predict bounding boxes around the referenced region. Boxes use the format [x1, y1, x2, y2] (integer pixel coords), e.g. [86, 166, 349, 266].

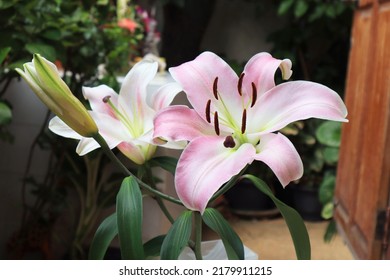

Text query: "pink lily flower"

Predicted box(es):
[49, 59, 182, 165]
[153, 51, 348, 213]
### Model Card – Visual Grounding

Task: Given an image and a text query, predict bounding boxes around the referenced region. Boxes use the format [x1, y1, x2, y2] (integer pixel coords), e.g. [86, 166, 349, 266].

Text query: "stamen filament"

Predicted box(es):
[251, 82, 257, 107]
[104, 98, 137, 137]
[205, 99, 211, 123]
[241, 109, 247, 134]
[238, 73, 245, 96]
[214, 111, 220, 136]
[213, 77, 219, 100]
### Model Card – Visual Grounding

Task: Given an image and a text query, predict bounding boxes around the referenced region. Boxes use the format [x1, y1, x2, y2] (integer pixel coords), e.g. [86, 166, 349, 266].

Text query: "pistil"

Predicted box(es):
[223, 135, 236, 148]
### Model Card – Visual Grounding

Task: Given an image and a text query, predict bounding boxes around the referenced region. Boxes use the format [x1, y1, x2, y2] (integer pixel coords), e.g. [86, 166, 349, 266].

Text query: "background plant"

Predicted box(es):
[1, 0, 146, 259]
[269, 0, 354, 240]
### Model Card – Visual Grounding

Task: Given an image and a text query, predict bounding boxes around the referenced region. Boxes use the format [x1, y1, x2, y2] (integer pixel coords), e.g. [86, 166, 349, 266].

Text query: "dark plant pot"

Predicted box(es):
[224, 179, 278, 219]
[291, 186, 323, 221]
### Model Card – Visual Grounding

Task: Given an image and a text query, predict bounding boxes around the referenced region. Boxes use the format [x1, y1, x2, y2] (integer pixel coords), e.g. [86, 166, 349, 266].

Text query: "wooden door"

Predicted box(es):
[334, 0, 390, 259]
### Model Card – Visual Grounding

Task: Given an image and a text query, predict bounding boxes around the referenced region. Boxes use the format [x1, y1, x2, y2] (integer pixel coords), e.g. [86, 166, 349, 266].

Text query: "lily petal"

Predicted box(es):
[175, 136, 256, 213]
[248, 81, 348, 135]
[254, 133, 303, 187]
[148, 82, 183, 111]
[153, 105, 216, 144]
[76, 138, 100, 156]
[117, 142, 150, 165]
[169, 51, 242, 125]
[242, 52, 292, 97]
[82, 85, 119, 117]
[118, 60, 157, 125]
[48, 116, 82, 140]
[89, 111, 131, 144]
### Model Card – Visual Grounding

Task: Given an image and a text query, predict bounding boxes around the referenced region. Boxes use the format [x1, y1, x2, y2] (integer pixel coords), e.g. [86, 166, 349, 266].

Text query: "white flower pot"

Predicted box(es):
[178, 239, 258, 260]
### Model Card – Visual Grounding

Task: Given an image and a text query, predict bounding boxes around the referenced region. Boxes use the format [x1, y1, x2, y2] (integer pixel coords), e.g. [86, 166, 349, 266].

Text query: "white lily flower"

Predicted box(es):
[50, 59, 182, 164]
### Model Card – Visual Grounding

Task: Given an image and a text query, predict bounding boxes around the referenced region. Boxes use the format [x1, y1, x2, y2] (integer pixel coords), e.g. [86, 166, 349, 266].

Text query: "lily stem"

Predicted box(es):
[143, 163, 175, 224]
[93, 134, 183, 206]
[194, 211, 203, 260]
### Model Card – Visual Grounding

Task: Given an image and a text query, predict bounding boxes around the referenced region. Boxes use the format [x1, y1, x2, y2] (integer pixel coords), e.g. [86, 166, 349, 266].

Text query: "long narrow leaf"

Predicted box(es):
[144, 235, 166, 258]
[88, 213, 118, 260]
[149, 156, 178, 175]
[160, 210, 192, 260]
[116, 176, 144, 259]
[0, 47, 11, 65]
[243, 174, 311, 260]
[202, 208, 244, 260]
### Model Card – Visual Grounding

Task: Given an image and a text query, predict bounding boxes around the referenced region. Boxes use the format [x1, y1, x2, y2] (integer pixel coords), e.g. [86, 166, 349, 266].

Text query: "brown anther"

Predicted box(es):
[241, 109, 247, 134]
[251, 82, 257, 108]
[102, 95, 111, 103]
[205, 99, 211, 123]
[238, 73, 245, 96]
[214, 111, 220, 136]
[223, 135, 236, 148]
[213, 77, 219, 100]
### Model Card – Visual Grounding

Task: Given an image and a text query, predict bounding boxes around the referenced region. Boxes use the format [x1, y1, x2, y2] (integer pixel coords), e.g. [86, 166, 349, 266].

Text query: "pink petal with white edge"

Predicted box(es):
[153, 105, 217, 144]
[175, 136, 256, 213]
[242, 52, 292, 97]
[254, 133, 303, 187]
[247, 81, 348, 135]
[148, 82, 183, 111]
[169, 52, 242, 125]
[82, 85, 118, 118]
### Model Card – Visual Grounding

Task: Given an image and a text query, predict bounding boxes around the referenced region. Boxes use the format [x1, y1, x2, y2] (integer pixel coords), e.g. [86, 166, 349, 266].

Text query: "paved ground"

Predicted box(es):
[204, 216, 354, 260]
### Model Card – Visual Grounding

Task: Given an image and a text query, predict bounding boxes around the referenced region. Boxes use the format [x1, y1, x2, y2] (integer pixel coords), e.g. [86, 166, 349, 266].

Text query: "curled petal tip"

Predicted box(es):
[280, 59, 293, 80]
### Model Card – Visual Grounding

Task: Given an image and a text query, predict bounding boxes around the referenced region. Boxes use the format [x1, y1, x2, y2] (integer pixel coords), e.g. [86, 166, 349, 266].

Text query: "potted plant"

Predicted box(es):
[224, 162, 278, 219]
[286, 119, 342, 222]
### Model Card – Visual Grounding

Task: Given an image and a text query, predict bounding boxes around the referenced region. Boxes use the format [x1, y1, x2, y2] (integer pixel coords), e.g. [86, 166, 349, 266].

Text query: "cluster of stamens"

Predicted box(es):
[205, 74, 258, 148]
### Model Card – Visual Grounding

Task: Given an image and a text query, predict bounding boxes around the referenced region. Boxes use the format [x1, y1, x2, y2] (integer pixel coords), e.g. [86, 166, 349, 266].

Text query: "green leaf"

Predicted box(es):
[202, 208, 244, 260]
[88, 213, 118, 260]
[160, 210, 192, 260]
[0, 47, 11, 65]
[243, 175, 311, 260]
[25, 43, 57, 62]
[321, 202, 334, 219]
[318, 172, 335, 204]
[116, 176, 144, 259]
[294, 0, 309, 18]
[308, 5, 325, 22]
[144, 235, 165, 258]
[316, 121, 341, 147]
[149, 156, 178, 175]
[323, 219, 337, 243]
[278, 0, 294, 15]
[41, 29, 62, 41]
[323, 147, 339, 164]
[0, 102, 12, 125]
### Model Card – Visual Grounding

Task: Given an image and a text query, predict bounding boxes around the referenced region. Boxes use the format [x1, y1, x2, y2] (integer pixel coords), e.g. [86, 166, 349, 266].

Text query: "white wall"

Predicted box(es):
[0, 79, 51, 259]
